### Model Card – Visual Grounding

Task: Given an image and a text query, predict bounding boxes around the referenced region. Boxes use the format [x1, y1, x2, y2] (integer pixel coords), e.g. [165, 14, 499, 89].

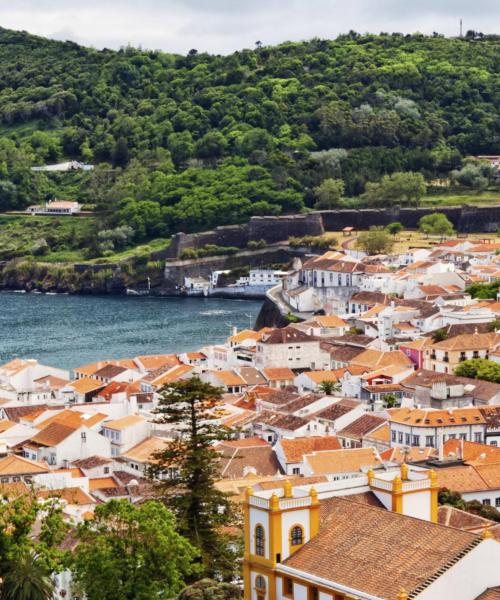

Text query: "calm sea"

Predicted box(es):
[0, 292, 262, 370]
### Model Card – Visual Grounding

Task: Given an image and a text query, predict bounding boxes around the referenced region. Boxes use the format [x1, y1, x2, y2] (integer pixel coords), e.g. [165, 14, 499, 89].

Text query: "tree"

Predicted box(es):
[432, 328, 448, 342]
[454, 359, 500, 383]
[151, 378, 240, 580]
[313, 178, 344, 209]
[386, 221, 403, 236]
[0, 493, 67, 596]
[382, 393, 398, 408]
[361, 172, 426, 207]
[112, 137, 130, 168]
[451, 159, 494, 191]
[318, 380, 341, 395]
[177, 578, 242, 600]
[356, 226, 395, 255]
[419, 213, 454, 237]
[73, 499, 199, 600]
[0, 551, 54, 600]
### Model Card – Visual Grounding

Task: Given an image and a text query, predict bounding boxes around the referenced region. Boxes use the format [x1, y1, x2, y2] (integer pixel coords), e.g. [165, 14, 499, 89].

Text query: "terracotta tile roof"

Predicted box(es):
[279, 436, 341, 463]
[476, 587, 500, 599]
[217, 439, 282, 478]
[380, 446, 437, 463]
[328, 345, 365, 363]
[255, 475, 328, 491]
[0, 454, 49, 476]
[38, 487, 95, 505]
[337, 414, 386, 439]
[337, 490, 385, 508]
[33, 375, 69, 390]
[400, 338, 433, 350]
[29, 422, 79, 447]
[185, 352, 206, 360]
[89, 477, 119, 491]
[72, 455, 112, 469]
[261, 326, 317, 345]
[228, 329, 262, 344]
[301, 370, 340, 383]
[435, 465, 493, 493]
[351, 349, 413, 370]
[350, 291, 391, 305]
[478, 406, 500, 429]
[304, 447, 382, 474]
[135, 354, 180, 371]
[403, 369, 500, 402]
[283, 497, 480, 599]
[146, 364, 193, 386]
[261, 368, 295, 381]
[121, 436, 169, 464]
[388, 406, 485, 427]
[211, 370, 246, 386]
[69, 377, 105, 394]
[254, 411, 309, 431]
[307, 315, 348, 328]
[237, 367, 267, 386]
[443, 439, 500, 463]
[4, 405, 49, 423]
[365, 423, 390, 443]
[35, 409, 106, 430]
[315, 399, 360, 422]
[0, 420, 16, 433]
[438, 505, 496, 534]
[53, 467, 85, 478]
[93, 364, 128, 379]
[430, 331, 500, 351]
[103, 414, 145, 431]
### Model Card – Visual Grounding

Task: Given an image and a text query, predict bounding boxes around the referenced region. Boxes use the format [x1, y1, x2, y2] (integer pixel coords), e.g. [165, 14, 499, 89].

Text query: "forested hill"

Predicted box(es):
[0, 28, 498, 242]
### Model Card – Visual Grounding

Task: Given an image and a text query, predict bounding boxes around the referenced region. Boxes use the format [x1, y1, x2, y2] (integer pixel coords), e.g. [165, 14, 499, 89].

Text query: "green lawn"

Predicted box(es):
[421, 190, 500, 207]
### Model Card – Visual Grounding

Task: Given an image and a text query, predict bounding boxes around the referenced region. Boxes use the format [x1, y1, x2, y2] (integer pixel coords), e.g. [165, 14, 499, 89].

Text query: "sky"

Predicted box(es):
[0, 0, 498, 54]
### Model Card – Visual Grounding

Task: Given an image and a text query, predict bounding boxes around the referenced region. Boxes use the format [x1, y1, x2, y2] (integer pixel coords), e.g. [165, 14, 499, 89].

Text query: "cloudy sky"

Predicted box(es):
[0, 0, 498, 54]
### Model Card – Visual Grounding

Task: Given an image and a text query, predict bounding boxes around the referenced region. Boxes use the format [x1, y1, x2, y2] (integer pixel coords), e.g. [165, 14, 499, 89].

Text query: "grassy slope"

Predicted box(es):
[0, 215, 170, 264]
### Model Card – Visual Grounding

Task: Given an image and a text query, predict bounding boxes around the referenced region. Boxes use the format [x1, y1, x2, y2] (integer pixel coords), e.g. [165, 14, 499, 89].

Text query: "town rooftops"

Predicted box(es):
[121, 436, 170, 464]
[35, 409, 106, 431]
[93, 364, 128, 379]
[402, 369, 500, 402]
[28, 422, 80, 447]
[72, 455, 112, 469]
[282, 497, 481, 600]
[0, 454, 49, 476]
[337, 414, 386, 440]
[388, 407, 485, 427]
[3, 404, 49, 423]
[261, 367, 295, 382]
[279, 436, 341, 463]
[430, 331, 500, 352]
[351, 349, 413, 370]
[210, 370, 246, 387]
[315, 398, 361, 422]
[68, 377, 105, 395]
[216, 438, 282, 478]
[303, 447, 382, 475]
[260, 327, 316, 345]
[227, 329, 262, 344]
[103, 414, 145, 431]
[135, 354, 180, 371]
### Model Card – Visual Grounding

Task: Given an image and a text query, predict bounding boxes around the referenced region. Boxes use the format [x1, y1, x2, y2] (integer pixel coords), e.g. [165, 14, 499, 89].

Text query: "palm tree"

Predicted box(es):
[1, 552, 54, 600]
[318, 380, 341, 395]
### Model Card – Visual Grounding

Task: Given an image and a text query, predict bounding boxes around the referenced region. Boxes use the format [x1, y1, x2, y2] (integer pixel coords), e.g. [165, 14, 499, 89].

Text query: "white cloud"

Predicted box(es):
[0, 0, 497, 54]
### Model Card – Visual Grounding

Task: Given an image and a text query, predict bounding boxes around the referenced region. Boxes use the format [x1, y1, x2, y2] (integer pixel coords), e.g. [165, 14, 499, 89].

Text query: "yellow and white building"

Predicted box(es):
[243, 465, 500, 600]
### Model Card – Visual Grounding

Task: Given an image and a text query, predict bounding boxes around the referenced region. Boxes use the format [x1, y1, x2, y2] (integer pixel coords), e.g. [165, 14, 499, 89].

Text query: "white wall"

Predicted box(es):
[249, 507, 270, 560]
[281, 509, 310, 561]
[416, 539, 500, 600]
[402, 490, 431, 521]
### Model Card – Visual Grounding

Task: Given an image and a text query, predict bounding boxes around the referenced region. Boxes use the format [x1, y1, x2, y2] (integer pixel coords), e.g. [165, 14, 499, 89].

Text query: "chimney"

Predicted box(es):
[232, 326, 238, 337]
[438, 431, 444, 461]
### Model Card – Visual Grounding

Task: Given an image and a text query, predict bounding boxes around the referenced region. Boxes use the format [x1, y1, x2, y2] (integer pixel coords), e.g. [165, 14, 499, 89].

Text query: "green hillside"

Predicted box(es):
[0, 28, 498, 249]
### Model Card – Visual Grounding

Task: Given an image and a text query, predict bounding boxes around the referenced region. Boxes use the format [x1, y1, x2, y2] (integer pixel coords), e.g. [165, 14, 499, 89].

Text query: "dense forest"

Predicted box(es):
[0, 27, 498, 243]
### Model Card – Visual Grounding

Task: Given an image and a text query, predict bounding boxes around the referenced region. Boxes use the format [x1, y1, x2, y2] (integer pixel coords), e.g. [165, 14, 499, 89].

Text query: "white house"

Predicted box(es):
[26, 200, 82, 215]
[101, 415, 151, 456]
[22, 423, 111, 468]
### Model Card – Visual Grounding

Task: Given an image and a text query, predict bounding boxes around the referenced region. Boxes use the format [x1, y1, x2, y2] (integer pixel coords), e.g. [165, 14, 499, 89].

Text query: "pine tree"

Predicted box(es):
[151, 377, 240, 580]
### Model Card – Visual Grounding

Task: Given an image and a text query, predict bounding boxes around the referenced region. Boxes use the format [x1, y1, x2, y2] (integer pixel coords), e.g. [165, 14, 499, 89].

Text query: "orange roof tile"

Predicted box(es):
[69, 377, 105, 394]
[89, 477, 118, 491]
[121, 436, 170, 464]
[38, 487, 95, 505]
[103, 414, 145, 431]
[0, 454, 49, 476]
[280, 436, 341, 463]
[388, 407, 485, 427]
[304, 447, 382, 474]
[211, 370, 246, 386]
[261, 368, 295, 381]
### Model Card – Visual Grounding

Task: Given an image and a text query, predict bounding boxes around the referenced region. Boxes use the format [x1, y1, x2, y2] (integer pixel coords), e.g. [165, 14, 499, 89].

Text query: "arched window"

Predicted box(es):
[255, 525, 265, 556]
[255, 575, 266, 591]
[290, 525, 303, 546]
